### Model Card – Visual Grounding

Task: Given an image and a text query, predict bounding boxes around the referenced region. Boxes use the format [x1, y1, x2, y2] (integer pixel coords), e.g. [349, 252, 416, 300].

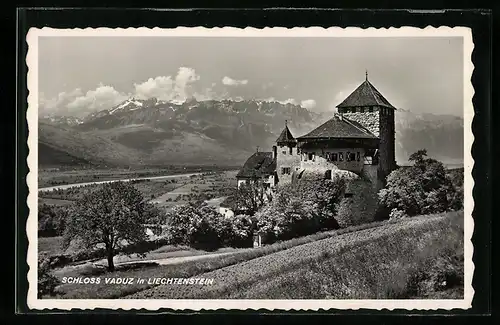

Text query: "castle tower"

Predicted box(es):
[336, 72, 397, 180]
[275, 120, 300, 185]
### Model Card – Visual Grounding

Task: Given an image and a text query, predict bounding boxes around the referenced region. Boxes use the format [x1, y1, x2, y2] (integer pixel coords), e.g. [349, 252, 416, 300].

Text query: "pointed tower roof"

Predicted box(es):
[337, 77, 396, 109]
[276, 121, 296, 145]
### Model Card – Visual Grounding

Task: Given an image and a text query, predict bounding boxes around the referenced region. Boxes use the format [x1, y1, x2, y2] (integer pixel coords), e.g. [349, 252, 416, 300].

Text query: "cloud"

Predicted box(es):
[66, 84, 129, 113]
[134, 76, 174, 100]
[134, 67, 201, 102]
[39, 88, 84, 114]
[222, 76, 248, 86]
[300, 99, 317, 110]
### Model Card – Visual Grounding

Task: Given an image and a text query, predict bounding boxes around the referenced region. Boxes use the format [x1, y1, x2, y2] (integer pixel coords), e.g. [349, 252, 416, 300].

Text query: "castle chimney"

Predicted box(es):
[272, 145, 277, 159]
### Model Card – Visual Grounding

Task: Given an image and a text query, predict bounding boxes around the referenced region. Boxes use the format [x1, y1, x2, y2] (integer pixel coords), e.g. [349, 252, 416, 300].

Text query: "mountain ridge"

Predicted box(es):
[39, 98, 465, 168]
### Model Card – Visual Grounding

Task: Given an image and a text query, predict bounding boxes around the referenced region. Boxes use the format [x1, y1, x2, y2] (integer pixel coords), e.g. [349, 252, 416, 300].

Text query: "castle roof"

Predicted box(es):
[337, 79, 396, 109]
[297, 114, 377, 140]
[276, 124, 296, 144]
[236, 151, 276, 178]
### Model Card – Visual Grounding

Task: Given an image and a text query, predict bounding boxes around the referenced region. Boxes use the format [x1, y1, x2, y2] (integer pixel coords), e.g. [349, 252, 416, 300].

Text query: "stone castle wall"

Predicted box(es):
[336, 166, 381, 227]
[342, 107, 396, 180]
[378, 108, 396, 180]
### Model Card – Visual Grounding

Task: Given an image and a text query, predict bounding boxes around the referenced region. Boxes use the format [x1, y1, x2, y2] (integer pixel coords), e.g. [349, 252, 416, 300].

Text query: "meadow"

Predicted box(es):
[47, 219, 389, 299]
[128, 211, 463, 300]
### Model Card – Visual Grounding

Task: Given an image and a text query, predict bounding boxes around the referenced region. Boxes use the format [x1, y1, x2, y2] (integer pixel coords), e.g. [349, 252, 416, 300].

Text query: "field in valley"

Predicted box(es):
[38, 169, 239, 210]
[38, 165, 239, 188]
[44, 211, 464, 300]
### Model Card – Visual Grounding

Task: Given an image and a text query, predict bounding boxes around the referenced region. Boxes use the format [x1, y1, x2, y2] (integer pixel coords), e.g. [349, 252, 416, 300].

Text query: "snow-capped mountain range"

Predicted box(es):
[39, 96, 464, 168]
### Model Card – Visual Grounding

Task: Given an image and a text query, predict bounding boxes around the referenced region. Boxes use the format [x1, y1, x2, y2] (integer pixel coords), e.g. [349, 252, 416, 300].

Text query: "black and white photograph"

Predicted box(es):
[26, 26, 474, 310]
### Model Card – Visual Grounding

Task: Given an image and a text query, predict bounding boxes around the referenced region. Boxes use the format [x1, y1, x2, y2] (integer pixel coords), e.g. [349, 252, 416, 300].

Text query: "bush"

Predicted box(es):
[38, 258, 61, 298]
[167, 202, 224, 251]
[38, 204, 69, 237]
[166, 203, 255, 250]
[255, 174, 345, 244]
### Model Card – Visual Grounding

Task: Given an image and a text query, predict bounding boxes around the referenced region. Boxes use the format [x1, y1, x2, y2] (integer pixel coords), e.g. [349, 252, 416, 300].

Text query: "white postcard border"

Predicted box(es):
[26, 26, 475, 311]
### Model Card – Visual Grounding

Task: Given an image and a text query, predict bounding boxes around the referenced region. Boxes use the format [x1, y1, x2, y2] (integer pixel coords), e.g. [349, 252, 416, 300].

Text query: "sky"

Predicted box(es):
[38, 36, 464, 117]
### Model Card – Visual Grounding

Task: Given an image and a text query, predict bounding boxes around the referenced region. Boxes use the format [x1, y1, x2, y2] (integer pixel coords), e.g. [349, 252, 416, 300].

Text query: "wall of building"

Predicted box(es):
[336, 176, 379, 228]
[299, 147, 365, 174]
[342, 107, 396, 181]
[276, 144, 301, 185]
[378, 107, 396, 180]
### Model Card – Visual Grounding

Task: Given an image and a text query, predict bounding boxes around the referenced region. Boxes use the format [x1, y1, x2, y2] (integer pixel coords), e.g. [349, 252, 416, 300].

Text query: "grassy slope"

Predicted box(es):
[50, 221, 389, 299]
[128, 211, 463, 299]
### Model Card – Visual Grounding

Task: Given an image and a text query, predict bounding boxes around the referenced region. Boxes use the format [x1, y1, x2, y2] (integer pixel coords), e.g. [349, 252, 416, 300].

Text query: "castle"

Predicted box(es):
[234, 74, 397, 225]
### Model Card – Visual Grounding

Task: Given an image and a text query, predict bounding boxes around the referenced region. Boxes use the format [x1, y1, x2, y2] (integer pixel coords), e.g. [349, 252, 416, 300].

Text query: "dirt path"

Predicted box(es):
[115, 251, 237, 266]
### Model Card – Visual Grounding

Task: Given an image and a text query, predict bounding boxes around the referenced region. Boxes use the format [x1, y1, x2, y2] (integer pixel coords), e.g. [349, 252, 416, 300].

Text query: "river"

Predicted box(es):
[38, 172, 203, 192]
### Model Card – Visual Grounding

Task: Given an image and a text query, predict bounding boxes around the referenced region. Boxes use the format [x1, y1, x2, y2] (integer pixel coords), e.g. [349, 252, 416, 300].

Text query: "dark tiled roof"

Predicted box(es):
[236, 151, 276, 178]
[276, 125, 296, 144]
[337, 80, 396, 109]
[297, 115, 377, 139]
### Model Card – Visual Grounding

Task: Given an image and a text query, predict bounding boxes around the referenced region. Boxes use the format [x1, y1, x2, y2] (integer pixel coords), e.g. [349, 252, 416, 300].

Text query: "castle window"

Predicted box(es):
[364, 156, 372, 165]
[368, 107, 374, 113]
[289, 146, 293, 155]
[339, 152, 344, 162]
[357, 152, 361, 161]
[360, 107, 365, 113]
[352, 107, 357, 113]
[332, 153, 338, 162]
[281, 167, 291, 175]
[324, 170, 332, 179]
[347, 152, 356, 162]
[282, 150, 287, 155]
[308, 153, 313, 161]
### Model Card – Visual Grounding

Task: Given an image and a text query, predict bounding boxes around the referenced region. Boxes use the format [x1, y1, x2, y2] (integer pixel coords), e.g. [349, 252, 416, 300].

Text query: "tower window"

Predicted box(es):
[281, 167, 291, 175]
[347, 152, 356, 162]
[352, 107, 357, 113]
[368, 107, 373, 113]
[289, 146, 293, 155]
[357, 152, 361, 161]
[339, 152, 344, 162]
[360, 107, 365, 113]
[332, 153, 338, 162]
[308, 153, 313, 161]
[282, 150, 287, 155]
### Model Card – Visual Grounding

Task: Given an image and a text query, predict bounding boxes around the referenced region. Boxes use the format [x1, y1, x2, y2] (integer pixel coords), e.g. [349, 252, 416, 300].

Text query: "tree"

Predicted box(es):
[167, 202, 224, 251]
[232, 180, 271, 216]
[63, 181, 150, 271]
[379, 149, 459, 217]
[255, 173, 346, 243]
